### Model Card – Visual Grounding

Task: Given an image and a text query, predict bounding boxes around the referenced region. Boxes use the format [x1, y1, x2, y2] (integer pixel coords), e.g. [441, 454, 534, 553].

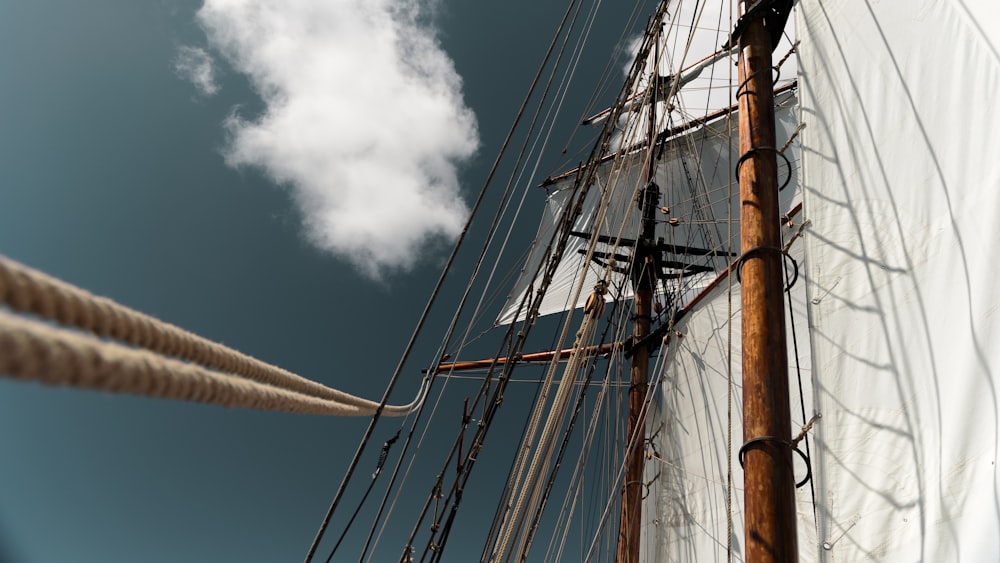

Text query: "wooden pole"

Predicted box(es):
[737, 7, 798, 563]
[617, 275, 651, 563]
[429, 342, 620, 373]
[617, 25, 660, 562]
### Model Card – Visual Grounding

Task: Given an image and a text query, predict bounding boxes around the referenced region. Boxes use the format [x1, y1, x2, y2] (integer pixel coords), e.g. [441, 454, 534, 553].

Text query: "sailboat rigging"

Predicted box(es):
[0, 0, 995, 560]
[305, 0, 1000, 559]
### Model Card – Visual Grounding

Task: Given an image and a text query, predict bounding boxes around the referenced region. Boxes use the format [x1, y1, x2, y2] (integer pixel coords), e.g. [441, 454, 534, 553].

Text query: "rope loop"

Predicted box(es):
[734, 146, 793, 192]
[737, 435, 812, 488]
[734, 246, 798, 291]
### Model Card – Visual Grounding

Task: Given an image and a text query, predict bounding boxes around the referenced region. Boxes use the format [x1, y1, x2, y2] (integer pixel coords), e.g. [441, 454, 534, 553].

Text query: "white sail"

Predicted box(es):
[643, 216, 816, 561]
[497, 91, 800, 325]
[642, 0, 1000, 561]
[798, 0, 1000, 559]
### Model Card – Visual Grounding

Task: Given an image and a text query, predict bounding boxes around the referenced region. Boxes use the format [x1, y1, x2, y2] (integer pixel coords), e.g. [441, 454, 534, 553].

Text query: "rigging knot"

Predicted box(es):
[371, 429, 401, 480]
[791, 413, 822, 447]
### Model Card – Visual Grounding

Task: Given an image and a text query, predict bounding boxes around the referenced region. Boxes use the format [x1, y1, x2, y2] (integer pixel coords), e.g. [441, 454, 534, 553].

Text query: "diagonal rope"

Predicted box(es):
[0, 310, 415, 416]
[0, 255, 409, 412]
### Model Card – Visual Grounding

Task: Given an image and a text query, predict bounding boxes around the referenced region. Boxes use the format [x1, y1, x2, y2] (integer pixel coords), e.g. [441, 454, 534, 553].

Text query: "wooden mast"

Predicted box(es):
[736, 3, 798, 563]
[617, 21, 660, 563]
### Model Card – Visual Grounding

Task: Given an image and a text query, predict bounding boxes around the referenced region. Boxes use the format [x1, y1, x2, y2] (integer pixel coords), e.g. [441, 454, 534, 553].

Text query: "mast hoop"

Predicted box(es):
[734, 67, 781, 100]
[737, 435, 812, 488]
[734, 245, 799, 291]
[735, 145, 793, 192]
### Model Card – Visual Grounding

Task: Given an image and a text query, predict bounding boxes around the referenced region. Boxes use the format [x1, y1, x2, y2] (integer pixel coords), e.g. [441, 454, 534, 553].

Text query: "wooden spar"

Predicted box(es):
[737, 5, 798, 563]
[427, 342, 620, 373]
[544, 82, 796, 187]
[617, 275, 651, 563]
[617, 22, 660, 563]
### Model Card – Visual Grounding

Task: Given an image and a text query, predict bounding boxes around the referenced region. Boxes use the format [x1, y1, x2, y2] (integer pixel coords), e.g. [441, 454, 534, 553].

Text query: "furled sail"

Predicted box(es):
[497, 91, 800, 325]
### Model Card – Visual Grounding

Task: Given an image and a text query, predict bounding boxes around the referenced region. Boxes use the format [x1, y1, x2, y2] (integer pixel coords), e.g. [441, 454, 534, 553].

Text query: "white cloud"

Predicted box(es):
[197, 0, 479, 279]
[174, 45, 219, 96]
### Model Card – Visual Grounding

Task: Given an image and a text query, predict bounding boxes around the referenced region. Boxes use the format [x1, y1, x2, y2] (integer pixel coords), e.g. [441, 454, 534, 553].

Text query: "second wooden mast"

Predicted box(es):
[617, 19, 662, 563]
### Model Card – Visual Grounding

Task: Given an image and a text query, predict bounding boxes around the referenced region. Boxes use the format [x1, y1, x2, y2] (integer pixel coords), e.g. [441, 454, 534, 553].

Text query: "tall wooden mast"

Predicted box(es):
[736, 2, 798, 562]
[617, 22, 661, 563]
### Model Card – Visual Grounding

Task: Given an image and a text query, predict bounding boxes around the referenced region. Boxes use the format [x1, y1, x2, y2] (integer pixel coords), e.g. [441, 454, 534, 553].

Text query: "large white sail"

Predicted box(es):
[638, 0, 1000, 561]
[798, 0, 1000, 559]
[497, 92, 800, 325]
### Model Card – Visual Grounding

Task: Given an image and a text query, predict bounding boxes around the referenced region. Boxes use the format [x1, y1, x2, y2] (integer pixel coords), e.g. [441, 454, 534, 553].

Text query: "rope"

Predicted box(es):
[0, 311, 408, 417]
[0, 256, 396, 411]
[491, 286, 606, 562]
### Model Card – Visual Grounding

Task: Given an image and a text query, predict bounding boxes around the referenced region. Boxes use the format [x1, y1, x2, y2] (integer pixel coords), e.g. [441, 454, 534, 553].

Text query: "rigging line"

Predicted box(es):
[462, 0, 592, 335]
[480, 316, 581, 563]
[782, 224, 821, 538]
[392, 288, 546, 562]
[559, 0, 652, 158]
[300, 0, 594, 556]
[358, 0, 592, 550]
[324, 430, 401, 563]
[489, 90, 636, 560]
[0, 255, 396, 410]
[580, 316, 668, 562]
[492, 284, 609, 561]
[545, 361, 616, 563]
[515, 0, 603, 199]
[520, 299, 622, 560]
[383, 259, 572, 559]
[410, 257, 574, 561]
[425, 2, 672, 557]
[397, 414, 468, 562]
[541, 287, 629, 561]
[422, 2, 585, 386]
[0, 311, 406, 417]
[726, 0, 735, 559]
[671, 75, 744, 270]
[490, 321, 589, 560]
[483, 308, 589, 560]
[417, 350, 536, 562]
[496, 172, 634, 554]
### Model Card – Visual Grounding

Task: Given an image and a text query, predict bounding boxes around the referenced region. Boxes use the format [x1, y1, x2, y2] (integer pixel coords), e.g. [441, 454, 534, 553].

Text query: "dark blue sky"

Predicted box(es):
[0, 1, 652, 561]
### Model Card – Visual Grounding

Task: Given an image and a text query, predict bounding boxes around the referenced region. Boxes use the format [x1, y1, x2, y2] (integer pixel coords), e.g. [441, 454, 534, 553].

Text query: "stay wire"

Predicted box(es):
[301, 0, 584, 555]
[521, 300, 622, 560]
[324, 430, 400, 563]
[558, 0, 652, 161]
[782, 219, 820, 534]
[414, 2, 669, 558]
[459, 0, 590, 339]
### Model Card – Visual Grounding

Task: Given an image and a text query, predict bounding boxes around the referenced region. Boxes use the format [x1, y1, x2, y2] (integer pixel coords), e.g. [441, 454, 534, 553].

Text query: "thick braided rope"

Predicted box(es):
[0, 310, 407, 416]
[0, 256, 409, 413]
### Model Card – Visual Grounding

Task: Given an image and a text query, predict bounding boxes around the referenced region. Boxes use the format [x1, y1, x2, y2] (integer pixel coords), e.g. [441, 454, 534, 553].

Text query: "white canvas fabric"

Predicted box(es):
[799, 0, 1000, 560]
[497, 93, 800, 325]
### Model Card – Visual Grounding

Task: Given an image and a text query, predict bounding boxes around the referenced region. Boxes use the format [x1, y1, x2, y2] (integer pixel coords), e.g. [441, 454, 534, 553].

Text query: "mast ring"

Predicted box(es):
[734, 246, 798, 291]
[738, 435, 812, 488]
[734, 146, 794, 192]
